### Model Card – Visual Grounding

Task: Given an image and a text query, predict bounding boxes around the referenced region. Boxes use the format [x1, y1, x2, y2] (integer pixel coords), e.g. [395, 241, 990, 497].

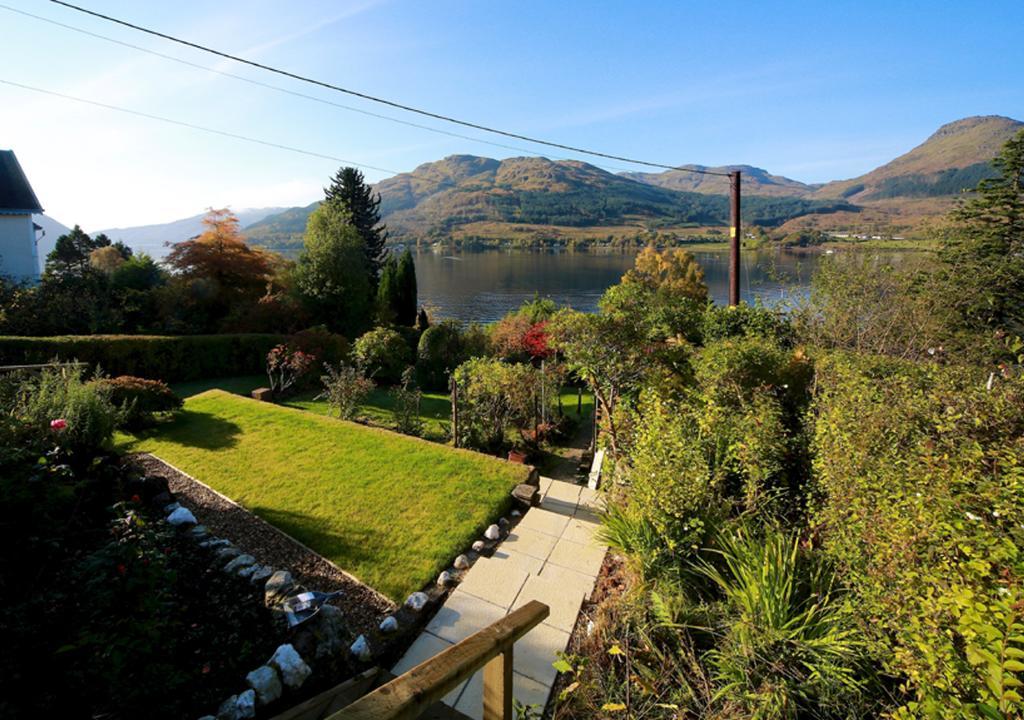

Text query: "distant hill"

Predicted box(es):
[621, 164, 814, 197]
[96, 207, 285, 258]
[245, 155, 853, 251]
[774, 115, 1024, 237]
[815, 115, 1023, 202]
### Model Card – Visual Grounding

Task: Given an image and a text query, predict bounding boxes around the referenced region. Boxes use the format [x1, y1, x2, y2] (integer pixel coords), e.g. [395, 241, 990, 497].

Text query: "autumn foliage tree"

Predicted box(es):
[163, 208, 279, 331]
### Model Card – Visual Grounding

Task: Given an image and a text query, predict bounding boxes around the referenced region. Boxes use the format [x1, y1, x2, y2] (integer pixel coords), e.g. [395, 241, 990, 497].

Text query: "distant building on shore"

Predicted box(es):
[0, 150, 44, 282]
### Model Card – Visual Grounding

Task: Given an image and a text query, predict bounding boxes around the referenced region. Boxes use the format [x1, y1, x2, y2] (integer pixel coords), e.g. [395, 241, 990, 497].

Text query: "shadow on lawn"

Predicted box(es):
[126, 410, 243, 451]
[254, 505, 388, 580]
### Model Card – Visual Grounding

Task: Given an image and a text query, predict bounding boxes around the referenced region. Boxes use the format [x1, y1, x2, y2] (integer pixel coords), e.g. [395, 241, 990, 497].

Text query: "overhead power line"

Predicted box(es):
[0, 3, 639, 173]
[48, 0, 731, 177]
[0, 78, 397, 174]
[0, 77, 644, 200]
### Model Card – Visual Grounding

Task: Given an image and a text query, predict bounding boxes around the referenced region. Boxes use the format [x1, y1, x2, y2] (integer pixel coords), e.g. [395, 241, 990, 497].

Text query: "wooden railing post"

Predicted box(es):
[483, 647, 513, 720]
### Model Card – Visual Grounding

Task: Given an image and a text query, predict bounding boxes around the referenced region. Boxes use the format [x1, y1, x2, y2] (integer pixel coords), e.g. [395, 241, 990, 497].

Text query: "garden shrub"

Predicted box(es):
[319, 362, 374, 420]
[390, 366, 424, 436]
[94, 375, 183, 428]
[416, 320, 467, 391]
[290, 325, 349, 365]
[702, 302, 794, 346]
[265, 344, 317, 395]
[628, 337, 810, 550]
[11, 366, 121, 460]
[353, 326, 412, 384]
[452, 357, 550, 454]
[811, 352, 1024, 715]
[0, 333, 287, 382]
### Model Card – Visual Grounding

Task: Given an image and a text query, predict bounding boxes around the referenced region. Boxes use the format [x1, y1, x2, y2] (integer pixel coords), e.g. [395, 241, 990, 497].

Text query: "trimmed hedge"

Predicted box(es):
[0, 334, 287, 382]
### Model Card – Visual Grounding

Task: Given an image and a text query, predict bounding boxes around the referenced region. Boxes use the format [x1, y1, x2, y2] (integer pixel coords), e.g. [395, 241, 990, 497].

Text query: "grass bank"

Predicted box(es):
[117, 389, 528, 600]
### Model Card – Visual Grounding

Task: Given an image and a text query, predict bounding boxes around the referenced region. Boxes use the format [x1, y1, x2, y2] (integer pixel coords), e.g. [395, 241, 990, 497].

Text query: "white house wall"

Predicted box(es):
[0, 213, 41, 282]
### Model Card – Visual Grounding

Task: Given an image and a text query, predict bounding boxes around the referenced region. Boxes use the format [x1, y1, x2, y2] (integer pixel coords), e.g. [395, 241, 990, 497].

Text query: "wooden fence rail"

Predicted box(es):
[331, 600, 549, 720]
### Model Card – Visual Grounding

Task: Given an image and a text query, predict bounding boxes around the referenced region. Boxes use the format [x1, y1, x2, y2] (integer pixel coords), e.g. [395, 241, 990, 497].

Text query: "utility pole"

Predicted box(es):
[729, 170, 742, 306]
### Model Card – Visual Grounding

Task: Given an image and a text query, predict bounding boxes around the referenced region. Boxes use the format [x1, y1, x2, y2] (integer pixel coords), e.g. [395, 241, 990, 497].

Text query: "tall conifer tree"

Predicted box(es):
[324, 167, 388, 289]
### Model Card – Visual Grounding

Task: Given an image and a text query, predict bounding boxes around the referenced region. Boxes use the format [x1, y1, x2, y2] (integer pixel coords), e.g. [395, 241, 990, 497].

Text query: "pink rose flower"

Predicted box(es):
[50, 418, 67, 430]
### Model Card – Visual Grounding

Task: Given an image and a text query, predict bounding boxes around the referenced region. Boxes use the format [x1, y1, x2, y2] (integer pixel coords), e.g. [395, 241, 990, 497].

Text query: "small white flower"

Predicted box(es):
[965, 512, 981, 522]
[993, 510, 1001, 518]
[999, 587, 1010, 596]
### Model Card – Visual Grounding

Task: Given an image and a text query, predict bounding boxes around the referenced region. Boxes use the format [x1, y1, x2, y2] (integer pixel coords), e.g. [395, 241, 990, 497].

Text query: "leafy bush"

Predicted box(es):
[416, 320, 467, 391]
[0, 334, 287, 382]
[265, 344, 317, 394]
[11, 366, 121, 461]
[628, 337, 810, 548]
[810, 352, 1024, 714]
[95, 375, 183, 429]
[452, 357, 541, 453]
[390, 366, 424, 436]
[353, 326, 412, 384]
[702, 302, 794, 346]
[289, 325, 349, 365]
[319, 362, 373, 420]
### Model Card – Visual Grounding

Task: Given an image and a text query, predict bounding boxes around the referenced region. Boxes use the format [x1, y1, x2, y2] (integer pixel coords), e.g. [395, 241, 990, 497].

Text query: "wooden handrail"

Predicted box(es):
[332, 600, 550, 720]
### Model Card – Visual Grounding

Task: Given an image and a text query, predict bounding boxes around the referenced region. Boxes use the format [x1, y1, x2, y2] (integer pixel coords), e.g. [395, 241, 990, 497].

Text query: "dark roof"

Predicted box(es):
[0, 151, 43, 213]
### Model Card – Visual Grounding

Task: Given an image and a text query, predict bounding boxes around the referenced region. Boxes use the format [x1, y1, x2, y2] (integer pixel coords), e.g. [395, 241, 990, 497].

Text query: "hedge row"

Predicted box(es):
[0, 334, 287, 382]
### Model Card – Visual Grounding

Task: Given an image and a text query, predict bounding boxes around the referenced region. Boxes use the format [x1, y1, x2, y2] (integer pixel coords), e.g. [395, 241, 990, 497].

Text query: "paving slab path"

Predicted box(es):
[391, 477, 607, 719]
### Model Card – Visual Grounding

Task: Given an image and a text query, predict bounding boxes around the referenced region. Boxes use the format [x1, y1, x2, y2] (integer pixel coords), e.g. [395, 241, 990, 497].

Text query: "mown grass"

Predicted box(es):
[117, 389, 528, 601]
[170, 375, 593, 444]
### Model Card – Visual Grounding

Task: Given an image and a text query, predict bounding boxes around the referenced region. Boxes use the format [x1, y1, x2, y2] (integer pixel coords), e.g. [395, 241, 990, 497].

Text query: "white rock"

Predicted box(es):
[235, 689, 256, 719]
[268, 644, 311, 689]
[379, 615, 399, 633]
[511, 509, 522, 518]
[200, 538, 231, 548]
[405, 591, 429, 612]
[498, 517, 510, 527]
[188, 525, 209, 537]
[163, 502, 181, 513]
[249, 565, 274, 585]
[167, 506, 197, 526]
[484, 524, 500, 540]
[224, 554, 256, 573]
[437, 570, 453, 587]
[472, 540, 486, 552]
[217, 695, 240, 720]
[350, 634, 372, 661]
[237, 563, 260, 578]
[246, 665, 282, 705]
[453, 554, 471, 570]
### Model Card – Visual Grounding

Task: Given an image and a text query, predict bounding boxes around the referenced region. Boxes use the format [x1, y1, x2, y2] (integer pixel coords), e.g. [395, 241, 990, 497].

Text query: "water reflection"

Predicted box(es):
[413, 247, 820, 323]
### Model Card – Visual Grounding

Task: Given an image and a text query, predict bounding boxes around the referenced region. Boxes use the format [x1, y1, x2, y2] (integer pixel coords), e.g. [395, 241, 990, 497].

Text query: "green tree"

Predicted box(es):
[293, 203, 372, 337]
[376, 254, 399, 323]
[45, 226, 111, 279]
[324, 166, 388, 288]
[942, 128, 1024, 339]
[394, 249, 417, 326]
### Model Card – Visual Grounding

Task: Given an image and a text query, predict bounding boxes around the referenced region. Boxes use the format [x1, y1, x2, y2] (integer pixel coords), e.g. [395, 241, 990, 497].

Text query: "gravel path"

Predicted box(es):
[129, 453, 395, 636]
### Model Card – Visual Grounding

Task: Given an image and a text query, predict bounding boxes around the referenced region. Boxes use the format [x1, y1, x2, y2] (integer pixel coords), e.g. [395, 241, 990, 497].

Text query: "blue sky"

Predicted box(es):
[1, 0, 1022, 229]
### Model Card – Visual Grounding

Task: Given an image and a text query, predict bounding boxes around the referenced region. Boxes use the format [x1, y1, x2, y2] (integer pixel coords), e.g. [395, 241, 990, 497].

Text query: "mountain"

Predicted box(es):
[814, 115, 1023, 202]
[96, 207, 286, 258]
[621, 165, 814, 197]
[245, 155, 853, 251]
[769, 115, 1024, 237]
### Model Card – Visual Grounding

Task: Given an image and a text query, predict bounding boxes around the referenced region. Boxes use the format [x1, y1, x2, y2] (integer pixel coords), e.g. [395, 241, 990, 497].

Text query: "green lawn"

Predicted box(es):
[170, 376, 594, 445]
[118, 389, 528, 601]
[284, 388, 453, 442]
